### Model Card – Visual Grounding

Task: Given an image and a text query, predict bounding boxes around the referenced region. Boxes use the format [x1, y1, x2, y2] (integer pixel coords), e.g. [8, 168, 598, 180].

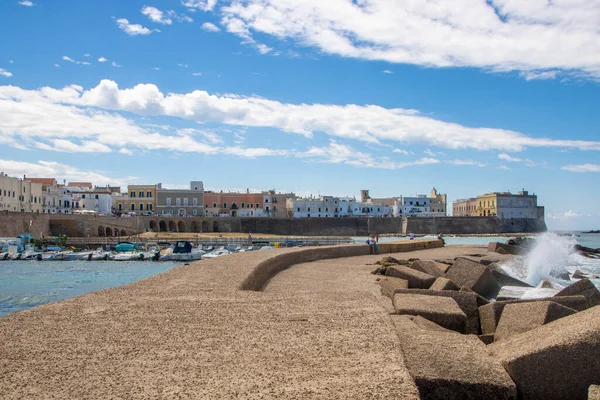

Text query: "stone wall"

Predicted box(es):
[0, 212, 547, 238]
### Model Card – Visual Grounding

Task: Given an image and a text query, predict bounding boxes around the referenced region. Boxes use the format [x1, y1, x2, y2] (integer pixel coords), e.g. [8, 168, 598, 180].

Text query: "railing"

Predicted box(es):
[63, 236, 355, 248]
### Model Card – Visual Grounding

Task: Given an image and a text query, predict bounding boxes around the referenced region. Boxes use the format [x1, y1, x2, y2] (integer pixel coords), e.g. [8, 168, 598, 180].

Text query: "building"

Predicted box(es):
[453, 189, 542, 219]
[452, 198, 477, 217]
[286, 196, 341, 218]
[262, 190, 296, 218]
[204, 190, 264, 217]
[362, 188, 447, 218]
[71, 187, 114, 215]
[430, 187, 447, 216]
[392, 195, 430, 217]
[156, 182, 204, 217]
[0, 174, 43, 213]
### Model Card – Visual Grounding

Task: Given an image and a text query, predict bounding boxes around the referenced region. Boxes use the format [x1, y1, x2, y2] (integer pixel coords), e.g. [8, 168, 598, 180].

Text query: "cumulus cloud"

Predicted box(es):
[0, 68, 12, 78]
[201, 22, 221, 32]
[382, 70, 394, 74]
[183, 0, 218, 11]
[141, 6, 172, 25]
[497, 165, 511, 170]
[0, 159, 133, 186]
[18, 0, 33, 6]
[562, 163, 600, 172]
[548, 210, 583, 220]
[392, 148, 411, 155]
[112, 61, 122, 68]
[3, 79, 600, 155]
[62, 56, 91, 65]
[115, 18, 155, 36]
[449, 159, 486, 167]
[498, 153, 522, 162]
[98, 57, 108, 62]
[217, 0, 600, 79]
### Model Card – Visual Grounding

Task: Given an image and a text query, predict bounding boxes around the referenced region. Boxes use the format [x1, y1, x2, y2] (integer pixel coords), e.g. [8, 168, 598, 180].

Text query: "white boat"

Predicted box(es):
[161, 241, 204, 261]
[202, 248, 231, 259]
[112, 252, 145, 261]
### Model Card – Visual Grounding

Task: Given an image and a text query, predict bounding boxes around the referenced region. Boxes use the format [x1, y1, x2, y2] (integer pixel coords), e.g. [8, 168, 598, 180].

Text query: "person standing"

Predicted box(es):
[369, 234, 379, 255]
[248, 231, 253, 246]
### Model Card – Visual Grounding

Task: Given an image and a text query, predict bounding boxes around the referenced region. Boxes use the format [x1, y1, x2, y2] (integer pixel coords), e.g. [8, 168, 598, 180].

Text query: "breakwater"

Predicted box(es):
[0, 211, 546, 238]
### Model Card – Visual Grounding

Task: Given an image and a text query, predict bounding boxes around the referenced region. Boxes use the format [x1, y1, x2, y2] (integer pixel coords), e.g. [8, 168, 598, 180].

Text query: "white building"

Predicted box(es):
[393, 195, 431, 217]
[287, 196, 341, 218]
[0, 174, 43, 213]
[496, 190, 539, 219]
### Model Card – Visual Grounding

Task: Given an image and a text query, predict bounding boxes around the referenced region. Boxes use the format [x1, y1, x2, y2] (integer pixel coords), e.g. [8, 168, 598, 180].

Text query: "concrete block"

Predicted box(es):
[394, 288, 481, 334]
[392, 315, 517, 400]
[378, 276, 408, 298]
[445, 258, 500, 298]
[392, 293, 467, 333]
[555, 278, 600, 309]
[491, 269, 532, 288]
[494, 301, 577, 342]
[488, 242, 526, 255]
[409, 260, 447, 277]
[460, 286, 490, 307]
[479, 295, 587, 335]
[489, 306, 600, 400]
[429, 277, 460, 291]
[478, 334, 494, 345]
[590, 385, 600, 400]
[496, 286, 559, 301]
[408, 315, 453, 333]
[385, 265, 436, 289]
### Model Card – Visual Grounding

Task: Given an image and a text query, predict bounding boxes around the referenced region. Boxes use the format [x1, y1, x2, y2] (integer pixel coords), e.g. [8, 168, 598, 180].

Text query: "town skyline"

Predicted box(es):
[1, 0, 600, 231]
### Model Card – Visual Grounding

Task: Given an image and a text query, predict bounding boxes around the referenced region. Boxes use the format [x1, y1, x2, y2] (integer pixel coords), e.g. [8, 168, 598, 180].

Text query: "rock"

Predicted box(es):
[391, 315, 517, 400]
[371, 265, 388, 275]
[393, 288, 481, 334]
[538, 278, 565, 290]
[445, 258, 500, 299]
[429, 277, 460, 291]
[408, 315, 453, 333]
[572, 269, 585, 279]
[488, 242, 527, 256]
[409, 259, 448, 277]
[496, 286, 559, 301]
[385, 265, 437, 289]
[555, 278, 600, 309]
[459, 286, 490, 308]
[490, 269, 532, 288]
[378, 276, 409, 298]
[478, 295, 587, 335]
[478, 334, 494, 345]
[489, 305, 600, 400]
[590, 385, 600, 400]
[392, 293, 467, 333]
[494, 301, 577, 342]
[378, 256, 410, 265]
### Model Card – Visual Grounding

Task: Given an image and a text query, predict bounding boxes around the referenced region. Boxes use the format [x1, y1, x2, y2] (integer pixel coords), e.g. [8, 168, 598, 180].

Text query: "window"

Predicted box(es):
[249, 203, 253, 208]
[241, 202, 245, 208]
[193, 209, 198, 216]
[139, 191, 144, 198]
[256, 203, 259, 208]
[130, 191, 136, 197]
[184, 198, 189, 206]
[325, 208, 328, 212]
[318, 208, 321, 212]
[166, 198, 171, 206]
[147, 191, 152, 198]
[213, 202, 217, 208]
[82, 194, 86, 199]
[139, 204, 144, 211]
[297, 208, 300, 212]
[265, 198, 269, 203]
[308, 208, 311, 212]
[223, 202, 227, 209]
[131, 204, 135, 211]
[95, 194, 99, 199]
[176, 198, 181, 206]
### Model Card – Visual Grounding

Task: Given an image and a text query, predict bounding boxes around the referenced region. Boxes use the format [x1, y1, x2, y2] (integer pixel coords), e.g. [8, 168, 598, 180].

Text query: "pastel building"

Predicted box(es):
[156, 182, 205, 217]
[452, 189, 542, 219]
[0, 174, 43, 213]
[452, 198, 478, 217]
[204, 190, 264, 217]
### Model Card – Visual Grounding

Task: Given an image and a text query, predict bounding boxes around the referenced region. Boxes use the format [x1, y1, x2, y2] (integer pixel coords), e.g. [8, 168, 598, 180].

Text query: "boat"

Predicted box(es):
[202, 248, 231, 259]
[163, 241, 204, 261]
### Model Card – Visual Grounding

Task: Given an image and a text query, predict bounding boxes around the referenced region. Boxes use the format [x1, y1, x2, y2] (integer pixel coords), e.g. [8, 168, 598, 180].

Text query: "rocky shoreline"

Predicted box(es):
[372, 239, 600, 399]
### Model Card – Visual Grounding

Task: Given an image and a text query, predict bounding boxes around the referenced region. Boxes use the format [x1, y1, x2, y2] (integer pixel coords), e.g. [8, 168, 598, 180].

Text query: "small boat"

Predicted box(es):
[164, 241, 204, 261]
[202, 248, 231, 259]
[112, 251, 145, 261]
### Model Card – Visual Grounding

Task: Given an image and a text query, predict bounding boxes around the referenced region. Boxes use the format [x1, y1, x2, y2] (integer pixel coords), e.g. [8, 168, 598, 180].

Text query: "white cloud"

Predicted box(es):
[217, 0, 600, 80]
[62, 56, 90, 66]
[0, 68, 12, 78]
[35, 139, 112, 153]
[201, 22, 221, 32]
[84, 53, 91, 58]
[152, 67, 161, 71]
[498, 153, 522, 162]
[119, 148, 133, 155]
[53, 64, 60, 68]
[112, 61, 122, 68]
[497, 165, 511, 170]
[221, 14, 273, 54]
[18, 0, 33, 6]
[141, 6, 172, 25]
[192, 72, 202, 76]
[562, 163, 600, 172]
[98, 57, 108, 62]
[115, 18, 154, 36]
[177, 63, 188, 68]
[183, 0, 218, 12]
[0, 159, 133, 186]
[520, 70, 559, 81]
[167, 10, 193, 23]
[382, 70, 394, 74]
[9, 60, 14, 64]
[548, 210, 583, 220]
[392, 148, 410, 155]
[424, 149, 436, 157]
[3, 79, 600, 157]
[449, 159, 486, 167]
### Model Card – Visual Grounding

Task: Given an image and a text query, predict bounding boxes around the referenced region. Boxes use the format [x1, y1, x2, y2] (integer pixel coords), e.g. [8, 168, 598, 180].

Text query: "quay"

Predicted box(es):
[1, 240, 443, 399]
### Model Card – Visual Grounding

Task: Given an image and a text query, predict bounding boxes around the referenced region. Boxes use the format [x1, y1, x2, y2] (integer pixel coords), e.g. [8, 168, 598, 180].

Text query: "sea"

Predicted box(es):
[1, 232, 599, 318]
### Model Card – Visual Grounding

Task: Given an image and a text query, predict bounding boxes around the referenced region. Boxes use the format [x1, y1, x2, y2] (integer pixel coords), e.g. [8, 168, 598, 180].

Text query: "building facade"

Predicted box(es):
[0, 174, 43, 213]
[204, 190, 264, 217]
[452, 198, 477, 217]
[156, 182, 204, 217]
[287, 196, 341, 218]
[453, 189, 542, 219]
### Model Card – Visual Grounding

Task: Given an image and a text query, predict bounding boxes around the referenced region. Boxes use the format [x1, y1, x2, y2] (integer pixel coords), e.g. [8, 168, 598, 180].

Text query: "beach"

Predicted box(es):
[1, 243, 484, 399]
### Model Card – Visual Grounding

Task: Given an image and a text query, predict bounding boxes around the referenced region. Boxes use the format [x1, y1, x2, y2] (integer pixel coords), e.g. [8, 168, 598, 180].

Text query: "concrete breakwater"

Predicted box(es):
[0, 211, 546, 238]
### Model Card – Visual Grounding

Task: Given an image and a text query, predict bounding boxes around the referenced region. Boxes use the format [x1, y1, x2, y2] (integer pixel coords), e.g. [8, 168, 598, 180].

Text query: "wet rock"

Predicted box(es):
[555, 278, 600, 309]
[392, 315, 517, 400]
[538, 278, 565, 290]
[445, 258, 500, 299]
[494, 301, 577, 342]
[393, 293, 467, 333]
[489, 306, 600, 400]
[496, 286, 559, 302]
[385, 265, 436, 289]
[490, 269, 532, 288]
[572, 269, 585, 279]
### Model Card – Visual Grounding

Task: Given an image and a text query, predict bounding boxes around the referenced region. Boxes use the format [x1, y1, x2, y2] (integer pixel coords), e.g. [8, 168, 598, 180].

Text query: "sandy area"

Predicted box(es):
[0, 244, 486, 399]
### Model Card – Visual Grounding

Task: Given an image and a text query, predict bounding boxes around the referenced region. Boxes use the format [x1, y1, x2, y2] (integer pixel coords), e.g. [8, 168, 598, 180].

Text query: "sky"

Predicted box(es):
[1, 0, 599, 231]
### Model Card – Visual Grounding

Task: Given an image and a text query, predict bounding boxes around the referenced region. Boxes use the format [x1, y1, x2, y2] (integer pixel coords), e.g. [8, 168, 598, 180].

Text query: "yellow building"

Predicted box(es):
[476, 193, 498, 216]
[115, 184, 159, 215]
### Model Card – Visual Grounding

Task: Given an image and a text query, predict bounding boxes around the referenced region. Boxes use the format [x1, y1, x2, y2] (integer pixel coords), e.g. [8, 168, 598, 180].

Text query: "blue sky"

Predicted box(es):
[1, 0, 599, 230]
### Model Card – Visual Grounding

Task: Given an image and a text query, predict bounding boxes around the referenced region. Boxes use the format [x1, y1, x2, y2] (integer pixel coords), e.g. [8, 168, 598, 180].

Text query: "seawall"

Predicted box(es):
[0, 211, 547, 238]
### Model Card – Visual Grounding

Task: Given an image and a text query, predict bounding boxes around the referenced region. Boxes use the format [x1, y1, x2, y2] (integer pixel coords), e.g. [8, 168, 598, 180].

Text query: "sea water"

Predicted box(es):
[0, 261, 181, 318]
